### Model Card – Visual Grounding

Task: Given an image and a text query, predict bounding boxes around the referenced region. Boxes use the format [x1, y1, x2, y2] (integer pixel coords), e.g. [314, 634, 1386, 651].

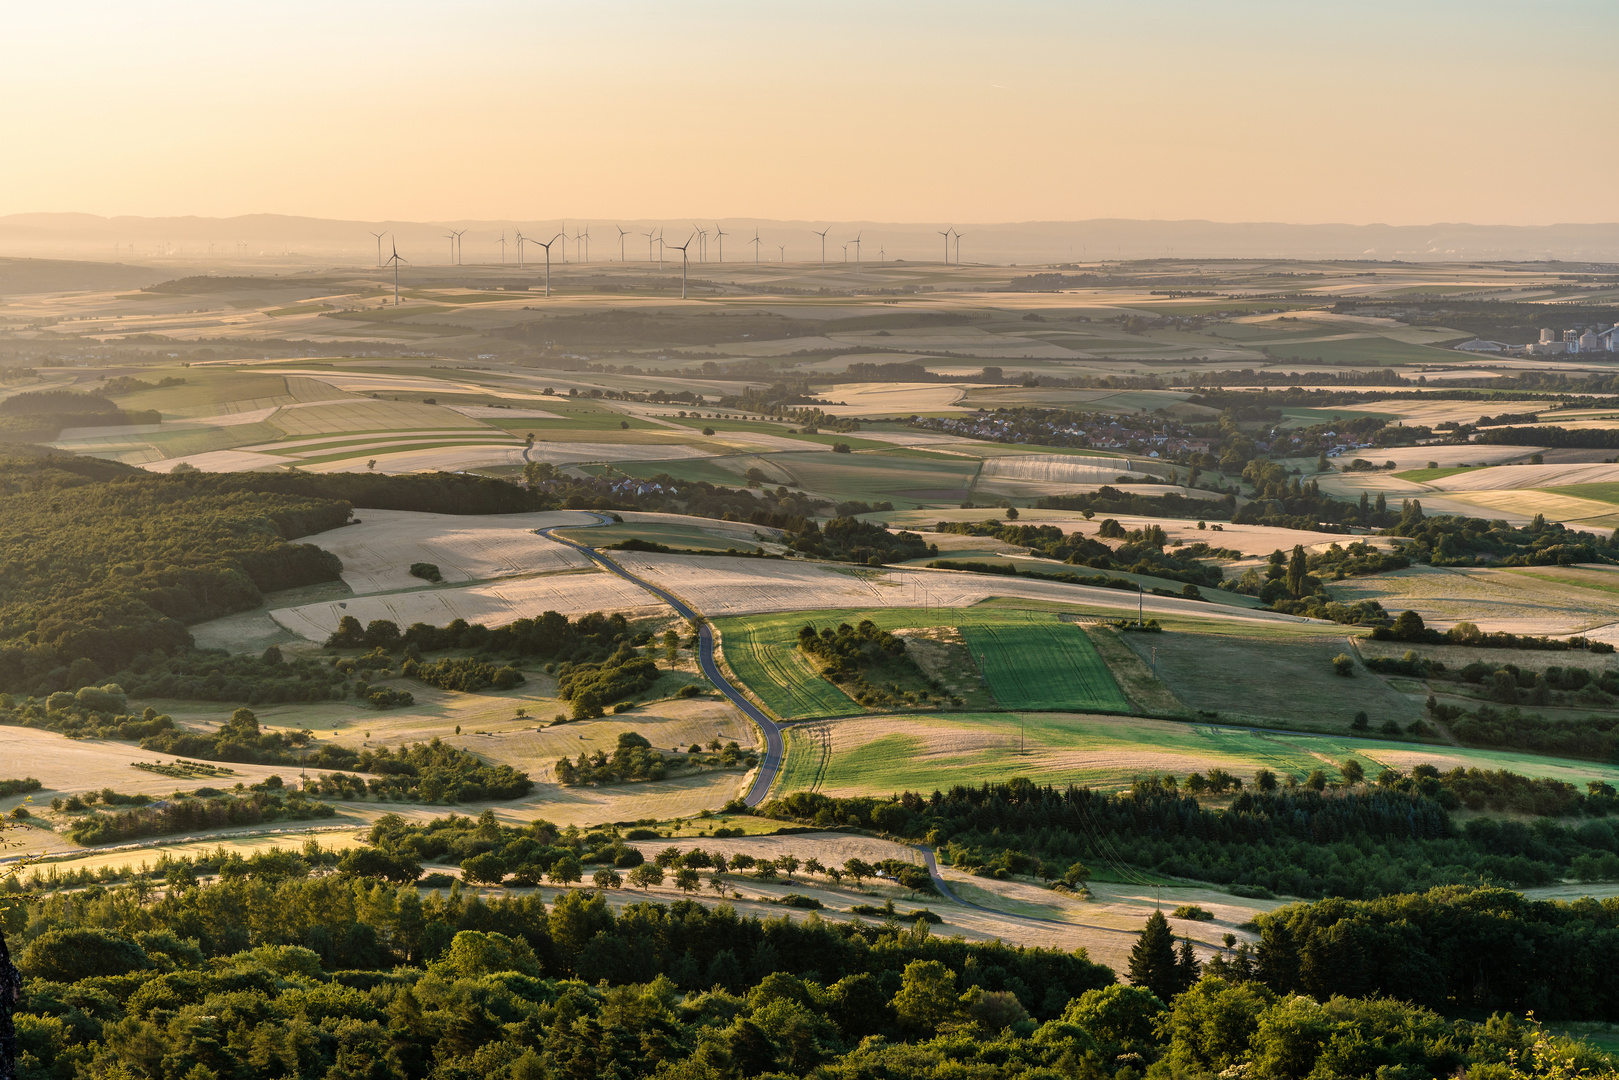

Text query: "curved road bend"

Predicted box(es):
[543, 516, 1131, 934]
[539, 516, 784, 807]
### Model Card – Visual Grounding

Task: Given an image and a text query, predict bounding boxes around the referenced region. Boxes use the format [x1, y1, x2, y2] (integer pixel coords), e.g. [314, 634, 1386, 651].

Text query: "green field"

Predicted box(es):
[719, 619, 857, 720]
[1396, 467, 1474, 483]
[1546, 483, 1619, 507]
[961, 614, 1129, 711]
[776, 709, 1619, 797]
[717, 605, 1129, 720]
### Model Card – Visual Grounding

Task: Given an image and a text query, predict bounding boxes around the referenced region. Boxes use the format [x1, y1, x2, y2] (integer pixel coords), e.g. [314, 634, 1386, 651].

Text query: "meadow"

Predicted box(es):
[715, 605, 1131, 720]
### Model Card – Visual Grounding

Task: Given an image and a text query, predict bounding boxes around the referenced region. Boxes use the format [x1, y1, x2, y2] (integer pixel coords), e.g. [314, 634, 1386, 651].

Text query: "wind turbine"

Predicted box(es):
[576, 224, 591, 263]
[778, 244, 785, 262]
[841, 243, 848, 263]
[952, 229, 963, 265]
[454, 229, 467, 264]
[534, 233, 562, 296]
[385, 238, 406, 305]
[445, 232, 457, 264]
[692, 225, 707, 263]
[712, 223, 727, 262]
[642, 227, 658, 263]
[496, 231, 507, 265]
[616, 225, 630, 262]
[813, 227, 830, 269]
[515, 230, 527, 269]
[750, 229, 762, 264]
[369, 231, 385, 267]
[668, 232, 695, 298]
[938, 228, 952, 265]
[850, 231, 862, 266]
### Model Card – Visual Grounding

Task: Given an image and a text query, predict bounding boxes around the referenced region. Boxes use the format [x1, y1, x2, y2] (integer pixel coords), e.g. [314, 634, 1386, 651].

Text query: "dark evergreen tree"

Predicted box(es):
[1128, 910, 1180, 1001]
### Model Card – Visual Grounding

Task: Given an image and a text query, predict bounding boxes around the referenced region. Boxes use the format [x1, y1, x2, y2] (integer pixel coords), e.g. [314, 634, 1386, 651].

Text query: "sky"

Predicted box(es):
[3, 0, 1615, 226]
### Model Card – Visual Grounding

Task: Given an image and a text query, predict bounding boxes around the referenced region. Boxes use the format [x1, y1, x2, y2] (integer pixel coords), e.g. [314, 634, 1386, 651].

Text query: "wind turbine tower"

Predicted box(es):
[515, 231, 527, 270]
[445, 233, 457, 264]
[384, 238, 406, 305]
[668, 233, 695, 299]
[813, 227, 830, 269]
[938, 228, 952, 265]
[454, 230, 467, 265]
[851, 231, 862, 266]
[496, 231, 507, 265]
[642, 228, 657, 263]
[369, 231, 385, 267]
[750, 229, 761, 264]
[713, 223, 727, 262]
[616, 225, 629, 262]
[952, 229, 963, 265]
[534, 233, 562, 296]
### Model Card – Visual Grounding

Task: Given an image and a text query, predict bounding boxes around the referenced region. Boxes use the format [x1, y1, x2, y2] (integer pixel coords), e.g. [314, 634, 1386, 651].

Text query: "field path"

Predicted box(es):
[918, 846, 1137, 938]
[539, 516, 786, 807]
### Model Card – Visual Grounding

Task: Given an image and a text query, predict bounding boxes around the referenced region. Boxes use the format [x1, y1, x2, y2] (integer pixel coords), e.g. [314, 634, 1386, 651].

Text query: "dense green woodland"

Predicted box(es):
[764, 776, 1619, 898]
[5, 864, 1614, 1080]
[0, 450, 556, 695]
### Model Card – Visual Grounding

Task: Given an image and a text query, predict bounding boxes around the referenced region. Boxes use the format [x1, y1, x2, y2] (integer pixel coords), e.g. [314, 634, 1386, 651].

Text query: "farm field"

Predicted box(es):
[1122, 625, 1428, 731]
[1330, 564, 1619, 637]
[301, 508, 592, 593]
[719, 606, 1130, 721]
[773, 707, 1619, 798]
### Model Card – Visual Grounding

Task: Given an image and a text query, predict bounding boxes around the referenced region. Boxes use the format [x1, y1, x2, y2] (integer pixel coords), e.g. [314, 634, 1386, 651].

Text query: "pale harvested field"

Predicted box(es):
[270, 369, 556, 401]
[524, 441, 713, 464]
[1331, 564, 1619, 635]
[300, 444, 528, 474]
[144, 450, 291, 472]
[975, 455, 1147, 489]
[1332, 444, 1539, 470]
[299, 509, 593, 593]
[816, 382, 971, 416]
[270, 570, 663, 640]
[1427, 462, 1619, 491]
[1441, 489, 1619, 522]
[609, 552, 1307, 625]
[1335, 399, 1551, 427]
[446, 405, 563, 419]
[888, 507, 1362, 558]
[615, 511, 786, 541]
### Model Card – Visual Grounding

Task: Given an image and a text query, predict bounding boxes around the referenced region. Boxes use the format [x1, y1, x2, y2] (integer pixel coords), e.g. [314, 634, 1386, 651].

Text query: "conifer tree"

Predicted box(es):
[1128, 910, 1180, 1000]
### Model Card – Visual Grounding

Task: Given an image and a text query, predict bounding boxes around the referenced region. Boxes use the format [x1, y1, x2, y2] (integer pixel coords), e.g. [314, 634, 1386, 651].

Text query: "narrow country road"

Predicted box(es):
[540, 516, 785, 807]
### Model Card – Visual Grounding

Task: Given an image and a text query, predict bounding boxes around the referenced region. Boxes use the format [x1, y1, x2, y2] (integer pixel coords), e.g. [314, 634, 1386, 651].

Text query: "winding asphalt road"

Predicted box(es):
[539, 515, 784, 806]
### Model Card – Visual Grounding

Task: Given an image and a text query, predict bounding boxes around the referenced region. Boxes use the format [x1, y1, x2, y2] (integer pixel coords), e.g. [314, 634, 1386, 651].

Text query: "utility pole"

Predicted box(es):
[1138, 584, 1144, 626]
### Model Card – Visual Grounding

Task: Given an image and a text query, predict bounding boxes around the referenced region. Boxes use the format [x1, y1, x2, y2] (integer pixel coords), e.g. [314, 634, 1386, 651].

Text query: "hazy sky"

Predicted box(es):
[4, 0, 1615, 225]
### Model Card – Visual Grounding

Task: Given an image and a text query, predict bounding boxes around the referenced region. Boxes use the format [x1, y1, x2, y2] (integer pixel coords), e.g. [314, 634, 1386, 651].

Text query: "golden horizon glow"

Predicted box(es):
[3, 1, 1616, 226]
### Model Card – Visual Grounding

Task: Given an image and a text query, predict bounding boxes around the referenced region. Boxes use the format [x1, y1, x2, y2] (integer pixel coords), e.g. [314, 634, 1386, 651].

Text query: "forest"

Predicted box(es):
[761, 774, 1619, 899]
[6, 856, 1613, 1080]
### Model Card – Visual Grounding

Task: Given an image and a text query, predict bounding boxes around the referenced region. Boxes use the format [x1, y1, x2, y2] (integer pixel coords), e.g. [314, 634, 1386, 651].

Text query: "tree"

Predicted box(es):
[753, 863, 778, 882]
[1340, 759, 1365, 785]
[891, 959, 960, 1033]
[1254, 768, 1277, 792]
[1286, 544, 1308, 598]
[664, 629, 679, 661]
[674, 867, 701, 895]
[1128, 910, 1181, 1001]
[1176, 937, 1201, 993]
[843, 858, 874, 889]
[1332, 653, 1355, 677]
[591, 868, 622, 890]
[708, 872, 727, 898]
[1063, 862, 1091, 887]
[628, 863, 664, 891]
[459, 853, 506, 886]
[548, 855, 583, 886]
[804, 857, 825, 877]
[777, 854, 799, 880]
[654, 846, 683, 869]
[1351, 711, 1370, 731]
[1392, 609, 1426, 641]
[1005, 507, 1019, 520]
